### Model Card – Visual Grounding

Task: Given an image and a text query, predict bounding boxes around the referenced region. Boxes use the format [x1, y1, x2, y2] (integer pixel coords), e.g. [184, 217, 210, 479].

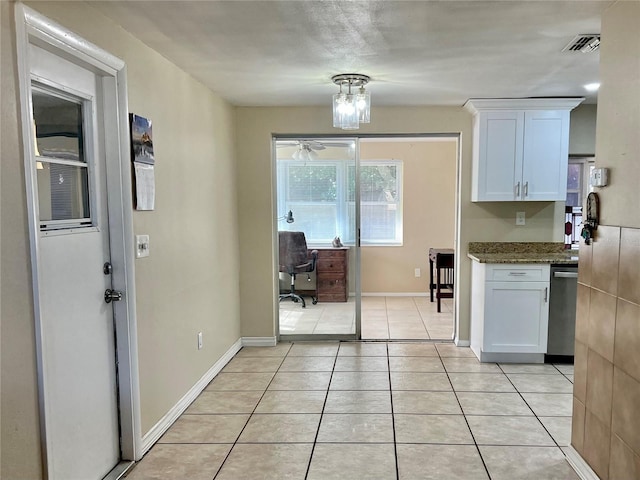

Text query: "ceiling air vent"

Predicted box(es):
[562, 34, 600, 53]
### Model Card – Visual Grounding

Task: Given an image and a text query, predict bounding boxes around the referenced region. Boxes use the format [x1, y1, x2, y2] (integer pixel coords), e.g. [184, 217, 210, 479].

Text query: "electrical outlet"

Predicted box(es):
[414, 268, 421, 278]
[516, 212, 526, 226]
[197, 332, 203, 350]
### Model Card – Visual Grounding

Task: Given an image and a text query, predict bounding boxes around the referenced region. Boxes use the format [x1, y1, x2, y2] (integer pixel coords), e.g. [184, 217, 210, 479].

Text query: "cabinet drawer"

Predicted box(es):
[317, 253, 347, 272]
[317, 273, 347, 302]
[318, 292, 348, 302]
[317, 274, 347, 291]
[486, 264, 549, 282]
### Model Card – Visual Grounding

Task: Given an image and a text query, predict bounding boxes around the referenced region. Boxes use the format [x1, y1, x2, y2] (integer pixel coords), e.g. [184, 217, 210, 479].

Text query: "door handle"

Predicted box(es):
[553, 271, 578, 279]
[544, 287, 548, 303]
[104, 289, 123, 303]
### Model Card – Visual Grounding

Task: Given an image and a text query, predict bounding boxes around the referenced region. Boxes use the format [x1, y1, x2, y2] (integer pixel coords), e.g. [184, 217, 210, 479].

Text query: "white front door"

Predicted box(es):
[29, 43, 121, 479]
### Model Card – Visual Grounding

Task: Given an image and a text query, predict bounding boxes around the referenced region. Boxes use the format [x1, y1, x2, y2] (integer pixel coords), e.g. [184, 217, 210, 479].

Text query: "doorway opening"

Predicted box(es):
[359, 137, 457, 341]
[274, 134, 459, 342]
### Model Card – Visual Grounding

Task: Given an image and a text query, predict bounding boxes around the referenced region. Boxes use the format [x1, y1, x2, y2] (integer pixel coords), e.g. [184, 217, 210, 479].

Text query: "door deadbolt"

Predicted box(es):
[103, 262, 113, 275]
[104, 289, 123, 303]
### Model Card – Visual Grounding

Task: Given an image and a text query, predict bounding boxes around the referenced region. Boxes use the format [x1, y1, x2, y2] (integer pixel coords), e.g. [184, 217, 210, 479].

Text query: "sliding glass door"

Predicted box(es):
[275, 137, 360, 340]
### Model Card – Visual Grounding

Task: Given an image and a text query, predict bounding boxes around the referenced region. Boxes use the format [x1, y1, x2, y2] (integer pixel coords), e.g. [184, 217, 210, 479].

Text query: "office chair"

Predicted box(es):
[278, 231, 318, 308]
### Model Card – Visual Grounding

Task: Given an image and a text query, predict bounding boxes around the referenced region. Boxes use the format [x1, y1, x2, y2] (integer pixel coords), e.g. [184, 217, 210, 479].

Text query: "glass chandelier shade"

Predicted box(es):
[331, 74, 371, 130]
[357, 86, 371, 123]
[333, 92, 359, 130]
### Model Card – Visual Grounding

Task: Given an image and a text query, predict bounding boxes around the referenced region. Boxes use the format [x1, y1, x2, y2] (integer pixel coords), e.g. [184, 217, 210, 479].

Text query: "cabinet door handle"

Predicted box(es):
[544, 287, 548, 302]
[524, 181, 529, 197]
[508, 272, 527, 276]
[515, 182, 520, 198]
[554, 271, 578, 279]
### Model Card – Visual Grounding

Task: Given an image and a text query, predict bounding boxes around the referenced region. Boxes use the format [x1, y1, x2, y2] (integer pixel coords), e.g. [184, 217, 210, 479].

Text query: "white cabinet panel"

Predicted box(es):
[476, 111, 524, 201]
[487, 264, 548, 282]
[484, 282, 549, 353]
[522, 110, 570, 201]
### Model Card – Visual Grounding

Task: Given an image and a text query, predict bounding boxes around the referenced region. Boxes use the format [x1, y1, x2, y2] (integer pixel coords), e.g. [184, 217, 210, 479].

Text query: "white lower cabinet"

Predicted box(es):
[471, 262, 550, 363]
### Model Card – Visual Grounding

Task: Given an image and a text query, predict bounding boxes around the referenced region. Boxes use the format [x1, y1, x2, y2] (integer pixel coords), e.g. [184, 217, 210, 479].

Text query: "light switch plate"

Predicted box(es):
[516, 212, 526, 226]
[590, 167, 609, 187]
[136, 234, 150, 258]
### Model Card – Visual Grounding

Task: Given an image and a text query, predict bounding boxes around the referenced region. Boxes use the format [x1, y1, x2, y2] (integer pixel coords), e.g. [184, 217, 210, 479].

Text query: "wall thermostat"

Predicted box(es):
[590, 167, 609, 187]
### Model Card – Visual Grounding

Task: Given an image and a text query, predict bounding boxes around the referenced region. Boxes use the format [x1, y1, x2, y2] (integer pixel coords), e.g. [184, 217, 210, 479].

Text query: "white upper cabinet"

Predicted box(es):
[465, 98, 584, 202]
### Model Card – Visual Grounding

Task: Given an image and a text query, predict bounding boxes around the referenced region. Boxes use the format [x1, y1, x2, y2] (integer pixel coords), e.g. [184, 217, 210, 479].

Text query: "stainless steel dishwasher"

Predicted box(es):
[546, 264, 578, 359]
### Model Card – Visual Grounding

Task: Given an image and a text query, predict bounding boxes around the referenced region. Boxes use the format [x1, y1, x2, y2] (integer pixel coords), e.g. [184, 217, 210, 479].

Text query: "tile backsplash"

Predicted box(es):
[572, 225, 640, 479]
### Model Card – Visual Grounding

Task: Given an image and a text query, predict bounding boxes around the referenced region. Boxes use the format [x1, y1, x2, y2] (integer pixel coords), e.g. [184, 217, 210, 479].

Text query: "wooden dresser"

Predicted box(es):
[315, 247, 349, 302]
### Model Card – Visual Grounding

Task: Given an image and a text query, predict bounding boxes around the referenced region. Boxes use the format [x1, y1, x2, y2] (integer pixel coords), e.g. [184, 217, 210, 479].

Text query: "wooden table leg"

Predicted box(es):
[429, 258, 434, 302]
[436, 262, 442, 312]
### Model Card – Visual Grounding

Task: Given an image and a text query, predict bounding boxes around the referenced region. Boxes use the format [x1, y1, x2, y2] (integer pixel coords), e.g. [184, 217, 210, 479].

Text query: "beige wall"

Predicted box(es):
[570, 104, 598, 156]
[572, 2, 640, 478]
[235, 106, 566, 340]
[1, 2, 240, 477]
[594, 6, 640, 230]
[359, 140, 456, 293]
[1, 2, 43, 479]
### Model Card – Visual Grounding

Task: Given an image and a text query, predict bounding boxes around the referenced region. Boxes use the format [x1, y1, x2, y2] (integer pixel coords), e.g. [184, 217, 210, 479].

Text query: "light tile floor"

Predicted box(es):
[280, 296, 454, 340]
[126, 342, 577, 480]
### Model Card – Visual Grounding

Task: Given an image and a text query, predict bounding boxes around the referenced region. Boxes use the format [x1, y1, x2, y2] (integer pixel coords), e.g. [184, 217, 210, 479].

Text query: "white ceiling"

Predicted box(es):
[93, 0, 611, 107]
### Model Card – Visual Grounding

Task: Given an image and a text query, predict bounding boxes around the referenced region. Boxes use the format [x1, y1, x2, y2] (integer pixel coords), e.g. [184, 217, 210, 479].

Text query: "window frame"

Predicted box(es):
[277, 159, 348, 245]
[350, 159, 403, 246]
[566, 156, 595, 246]
[276, 158, 404, 246]
[567, 156, 595, 207]
[31, 82, 97, 233]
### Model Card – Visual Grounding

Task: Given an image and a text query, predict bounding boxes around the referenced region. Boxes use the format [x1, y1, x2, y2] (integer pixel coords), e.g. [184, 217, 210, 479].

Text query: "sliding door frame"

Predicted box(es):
[273, 133, 461, 343]
[273, 135, 360, 342]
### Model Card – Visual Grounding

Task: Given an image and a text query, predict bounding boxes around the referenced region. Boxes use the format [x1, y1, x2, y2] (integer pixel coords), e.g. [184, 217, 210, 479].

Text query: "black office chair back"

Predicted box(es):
[279, 231, 313, 274]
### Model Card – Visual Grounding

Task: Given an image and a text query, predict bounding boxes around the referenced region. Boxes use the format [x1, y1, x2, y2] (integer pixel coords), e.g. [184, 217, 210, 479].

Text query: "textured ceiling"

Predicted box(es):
[93, 0, 611, 107]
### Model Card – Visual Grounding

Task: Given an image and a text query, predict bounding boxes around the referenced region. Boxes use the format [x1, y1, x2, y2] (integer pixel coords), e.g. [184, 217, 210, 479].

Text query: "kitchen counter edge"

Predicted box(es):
[467, 252, 579, 265]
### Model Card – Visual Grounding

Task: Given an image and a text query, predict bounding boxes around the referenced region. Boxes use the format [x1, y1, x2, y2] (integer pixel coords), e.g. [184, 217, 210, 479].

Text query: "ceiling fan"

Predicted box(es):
[276, 140, 325, 162]
[276, 139, 350, 161]
[277, 140, 324, 149]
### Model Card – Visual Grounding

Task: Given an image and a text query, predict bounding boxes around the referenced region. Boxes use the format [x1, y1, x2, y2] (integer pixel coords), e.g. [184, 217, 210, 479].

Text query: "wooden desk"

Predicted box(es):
[429, 248, 454, 312]
[315, 247, 349, 302]
[296, 247, 349, 302]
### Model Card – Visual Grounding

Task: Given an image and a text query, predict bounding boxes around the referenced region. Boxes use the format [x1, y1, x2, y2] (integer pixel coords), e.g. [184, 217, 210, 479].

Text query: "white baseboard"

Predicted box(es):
[360, 292, 430, 297]
[140, 338, 243, 454]
[454, 336, 470, 347]
[242, 336, 277, 347]
[564, 446, 601, 480]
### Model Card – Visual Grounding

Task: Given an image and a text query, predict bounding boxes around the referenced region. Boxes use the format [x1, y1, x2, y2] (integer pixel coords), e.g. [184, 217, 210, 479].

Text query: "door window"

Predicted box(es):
[31, 86, 92, 230]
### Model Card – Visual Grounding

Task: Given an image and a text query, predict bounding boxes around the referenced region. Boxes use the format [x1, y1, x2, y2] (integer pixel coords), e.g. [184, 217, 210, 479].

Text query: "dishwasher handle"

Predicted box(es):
[553, 271, 578, 279]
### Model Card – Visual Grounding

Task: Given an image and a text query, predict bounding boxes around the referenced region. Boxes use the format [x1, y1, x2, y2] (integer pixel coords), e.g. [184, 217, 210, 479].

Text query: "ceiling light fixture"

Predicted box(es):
[584, 82, 600, 92]
[332, 73, 371, 130]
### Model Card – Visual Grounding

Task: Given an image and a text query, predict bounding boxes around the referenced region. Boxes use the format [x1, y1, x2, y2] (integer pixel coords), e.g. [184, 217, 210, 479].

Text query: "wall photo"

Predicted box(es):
[130, 113, 155, 210]
[130, 113, 154, 164]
